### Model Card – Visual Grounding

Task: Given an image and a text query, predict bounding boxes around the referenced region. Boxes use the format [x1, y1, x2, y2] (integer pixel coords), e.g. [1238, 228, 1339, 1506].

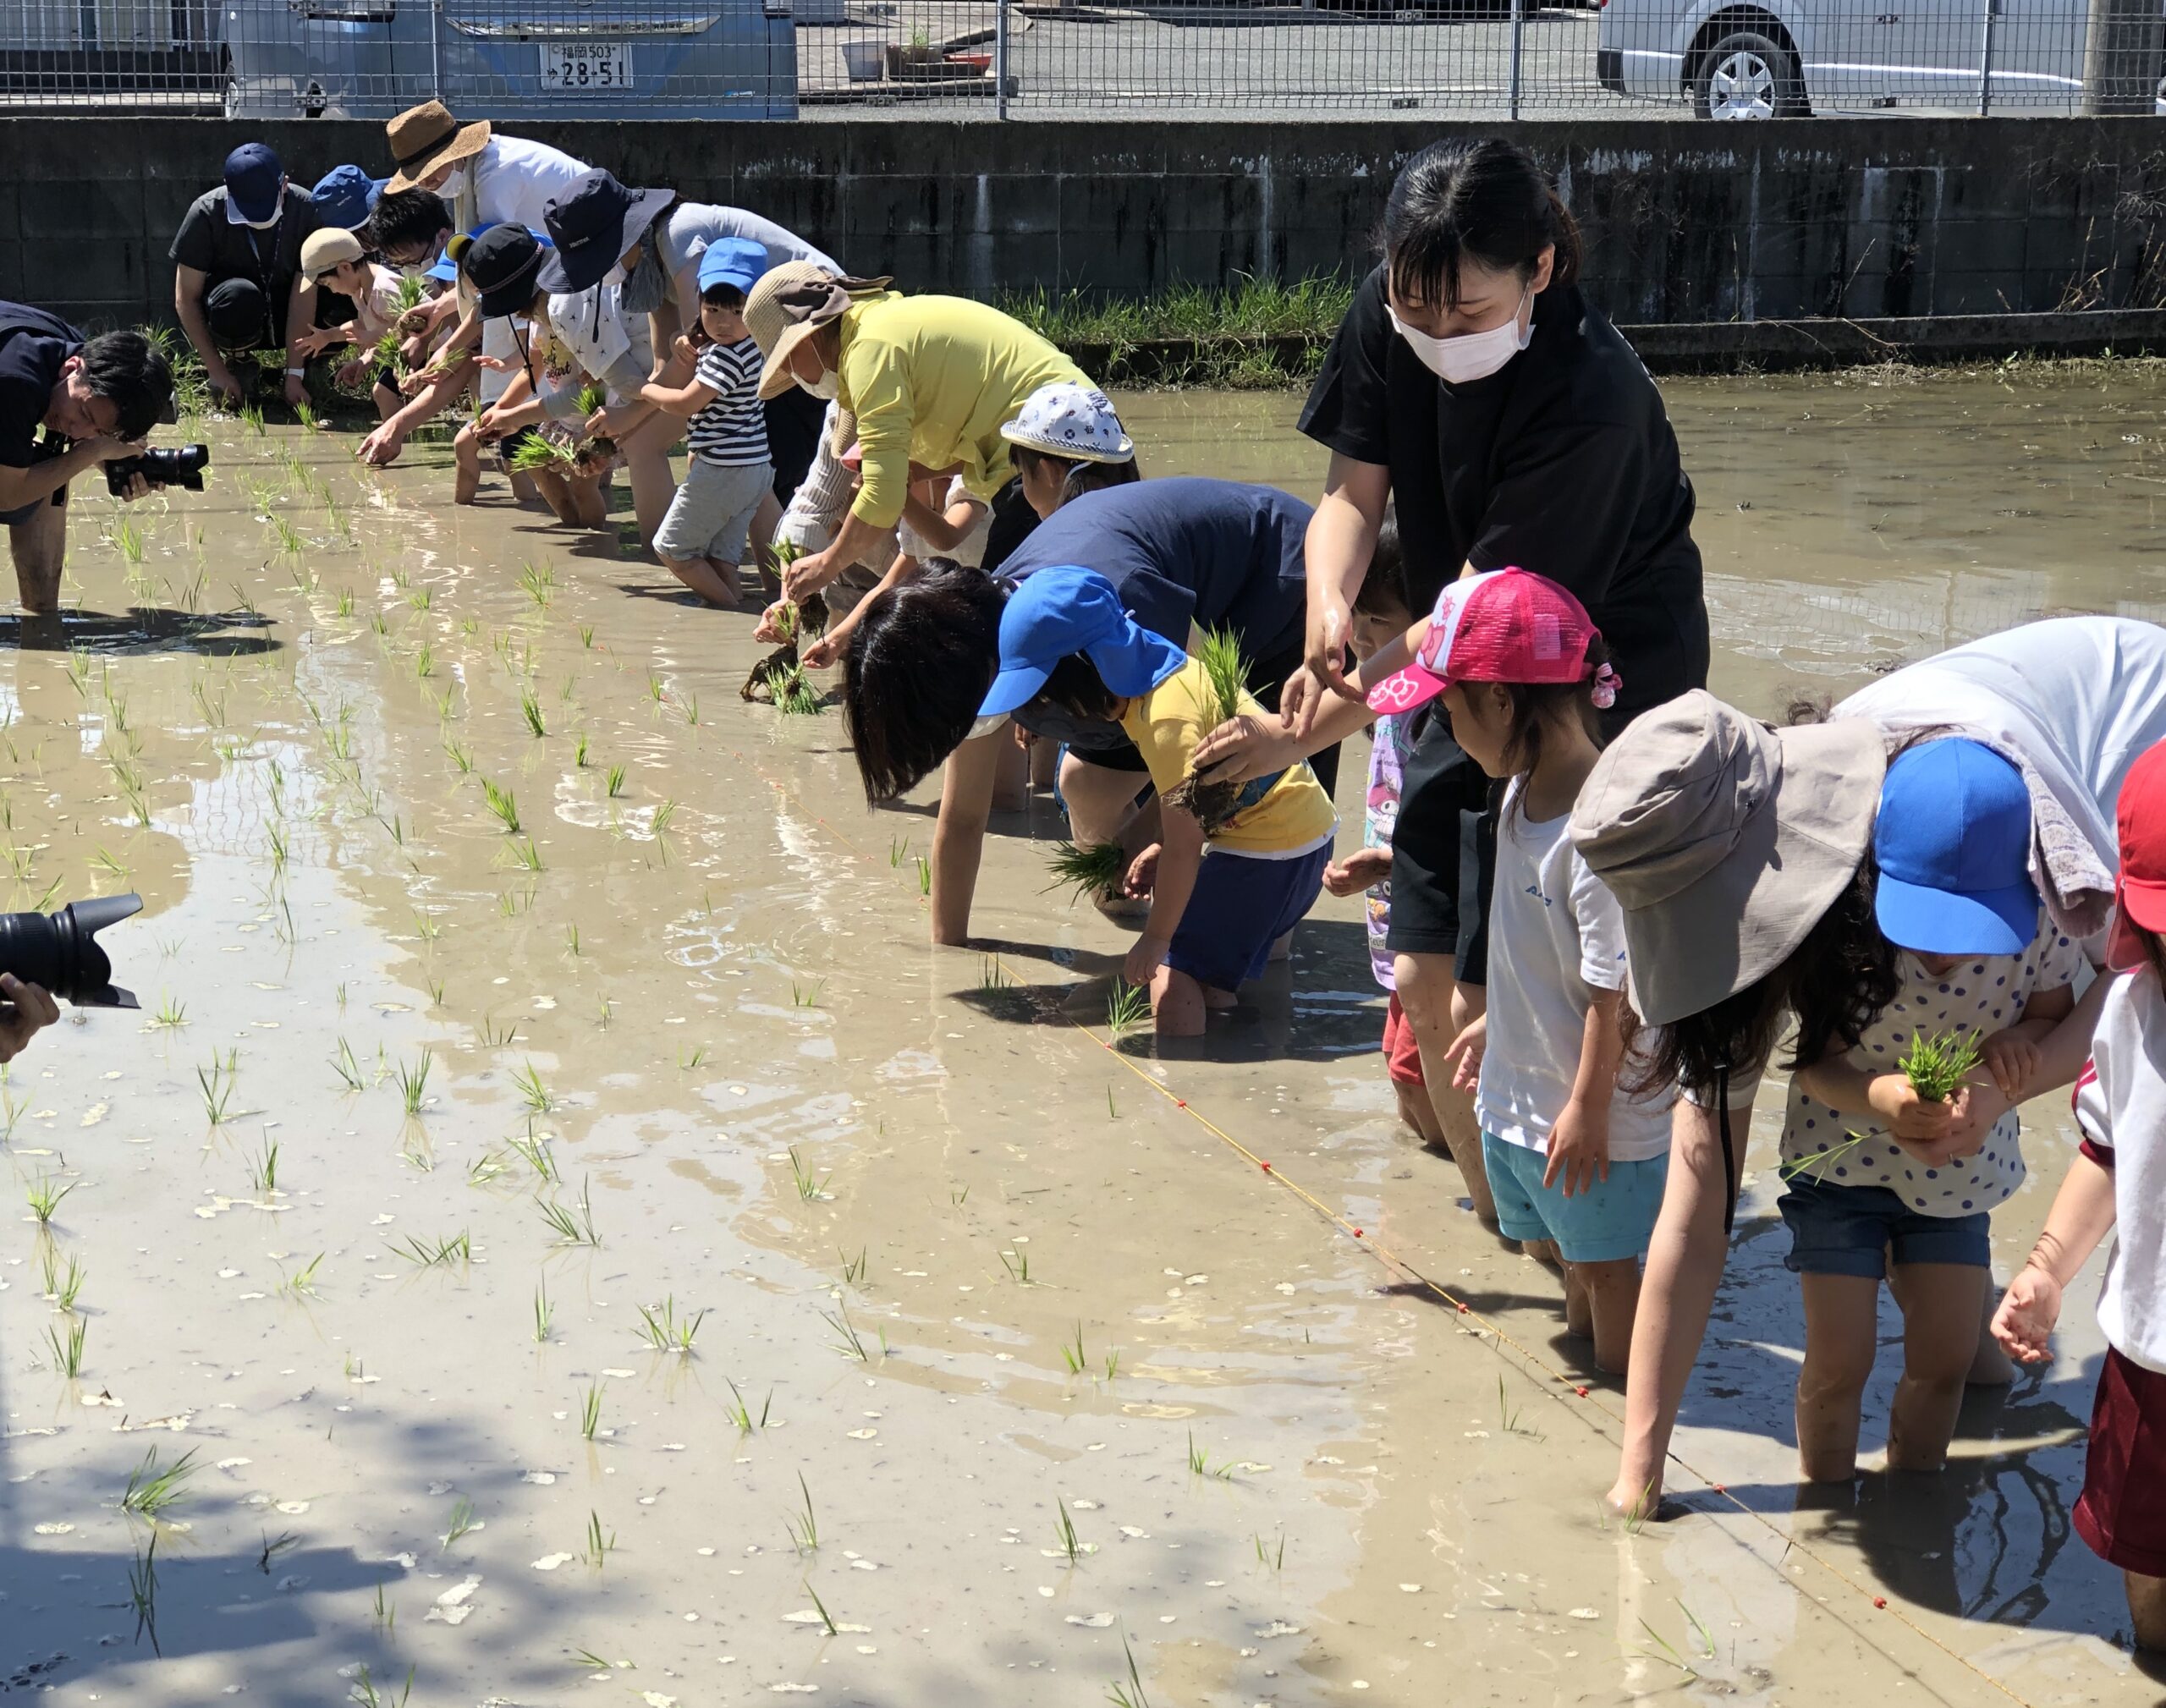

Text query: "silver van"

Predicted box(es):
[1596, 0, 2159, 117]
[226, 0, 797, 119]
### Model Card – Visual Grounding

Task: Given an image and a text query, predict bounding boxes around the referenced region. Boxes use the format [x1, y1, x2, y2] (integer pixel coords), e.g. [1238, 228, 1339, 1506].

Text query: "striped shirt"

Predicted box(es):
[688, 338, 769, 468]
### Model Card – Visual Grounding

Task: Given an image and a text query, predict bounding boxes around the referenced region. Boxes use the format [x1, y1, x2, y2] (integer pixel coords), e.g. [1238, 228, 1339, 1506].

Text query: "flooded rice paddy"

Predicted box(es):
[3, 362, 2166, 1706]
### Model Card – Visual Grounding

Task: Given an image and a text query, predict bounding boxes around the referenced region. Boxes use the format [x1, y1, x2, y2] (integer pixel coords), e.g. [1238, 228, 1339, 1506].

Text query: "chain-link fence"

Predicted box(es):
[2, 0, 2159, 117]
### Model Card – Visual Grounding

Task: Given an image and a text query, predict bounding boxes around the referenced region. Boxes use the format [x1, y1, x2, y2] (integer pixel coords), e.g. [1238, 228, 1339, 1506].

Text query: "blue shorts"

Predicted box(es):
[1778, 1174, 1991, 1277]
[1481, 1131, 1669, 1265]
[1164, 844, 1330, 996]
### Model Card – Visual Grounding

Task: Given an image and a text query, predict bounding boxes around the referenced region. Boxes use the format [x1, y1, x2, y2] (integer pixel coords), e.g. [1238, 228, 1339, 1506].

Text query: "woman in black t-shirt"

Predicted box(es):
[1197, 138, 1707, 1224]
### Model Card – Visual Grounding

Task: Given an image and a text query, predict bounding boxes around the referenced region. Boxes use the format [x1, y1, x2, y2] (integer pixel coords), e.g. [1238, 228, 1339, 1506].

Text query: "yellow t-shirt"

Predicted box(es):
[835, 293, 1086, 530]
[1119, 658, 1338, 857]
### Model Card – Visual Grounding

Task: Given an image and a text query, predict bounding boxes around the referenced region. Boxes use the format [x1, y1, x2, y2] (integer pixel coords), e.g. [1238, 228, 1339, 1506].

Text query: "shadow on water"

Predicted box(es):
[0, 607, 280, 657]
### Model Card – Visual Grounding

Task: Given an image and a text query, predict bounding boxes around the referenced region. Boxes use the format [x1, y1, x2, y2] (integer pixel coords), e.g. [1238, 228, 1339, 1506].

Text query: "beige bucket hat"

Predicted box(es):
[384, 101, 492, 195]
[745, 263, 892, 401]
[1567, 689, 1887, 1027]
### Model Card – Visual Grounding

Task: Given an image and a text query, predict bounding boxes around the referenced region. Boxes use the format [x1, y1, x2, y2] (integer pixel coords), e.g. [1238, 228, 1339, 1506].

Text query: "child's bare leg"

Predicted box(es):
[1148, 964, 1208, 1038]
[1887, 1260, 2013, 1385]
[749, 490, 781, 566]
[1393, 951, 1495, 1224]
[990, 736, 1029, 812]
[452, 424, 482, 504]
[1031, 739, 1058, 789]
[2127, 1571, 2166, 1651]
[1796, 1272, 1879, 1482]
[373, 383, 402, 422]
[661, 553, 743, 610]
[1571, 1258, 1643, 1376]
[1886, 1261, 1986, 1472]
[1393, 1079, 1445, 1147]
[508, 469, 546, 508]
[1561, 1260, 1592, 1337]
[568, 475, 608, 529]
[532, 470, 578, 525]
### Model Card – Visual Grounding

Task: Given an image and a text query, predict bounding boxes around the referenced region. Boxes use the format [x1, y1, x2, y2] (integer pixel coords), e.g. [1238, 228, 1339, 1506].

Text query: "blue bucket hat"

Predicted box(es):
[698, 236, 768, 296]
[1874, 737, 2039, 956]
[980, 567, 1186, 720]
[311, 163, 388, 230]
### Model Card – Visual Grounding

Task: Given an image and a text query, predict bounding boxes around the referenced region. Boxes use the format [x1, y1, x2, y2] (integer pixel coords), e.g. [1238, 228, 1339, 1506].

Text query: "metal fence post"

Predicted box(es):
[1508, 0, 1524, 120]
[994, 0, 1011, 118]
[430, 0, 444, 100]
[1976, 0, 1996, 113]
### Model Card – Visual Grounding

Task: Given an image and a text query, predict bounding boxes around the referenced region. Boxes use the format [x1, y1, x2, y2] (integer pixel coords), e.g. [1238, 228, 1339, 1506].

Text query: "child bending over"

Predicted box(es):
[294, 228, 404, 421]
[983, 568, 1335, 1037]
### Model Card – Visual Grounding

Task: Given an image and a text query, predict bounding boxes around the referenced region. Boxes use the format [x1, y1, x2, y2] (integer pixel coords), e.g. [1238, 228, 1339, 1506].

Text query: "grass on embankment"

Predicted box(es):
[1000, 273, 1355, 389]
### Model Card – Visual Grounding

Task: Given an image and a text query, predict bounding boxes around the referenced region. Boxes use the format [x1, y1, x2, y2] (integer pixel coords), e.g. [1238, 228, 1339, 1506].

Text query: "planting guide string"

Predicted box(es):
[742, 753, 2037, 1708]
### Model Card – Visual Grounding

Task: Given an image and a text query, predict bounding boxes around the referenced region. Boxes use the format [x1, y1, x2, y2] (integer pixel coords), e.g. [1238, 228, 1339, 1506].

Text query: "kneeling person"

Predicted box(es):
[983, 568, 1335, 1036]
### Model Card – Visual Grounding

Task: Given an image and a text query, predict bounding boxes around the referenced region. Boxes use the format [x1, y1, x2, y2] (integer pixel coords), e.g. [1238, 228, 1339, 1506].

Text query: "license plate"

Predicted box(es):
[540, 43, 633, 92]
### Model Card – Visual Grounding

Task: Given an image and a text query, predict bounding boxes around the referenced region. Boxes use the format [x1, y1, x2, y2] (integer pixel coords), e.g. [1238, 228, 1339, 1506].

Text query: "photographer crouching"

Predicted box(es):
[0, 304, 179, 615]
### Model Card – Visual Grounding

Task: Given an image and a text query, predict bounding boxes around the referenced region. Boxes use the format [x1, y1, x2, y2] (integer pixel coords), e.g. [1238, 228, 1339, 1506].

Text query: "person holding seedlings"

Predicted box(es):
[1565, 614, 2166, 1519]
[978, 568, 1335, 1035]
[1993, 739, 2166, 1651]
[1777, 739, 2083, 1481]
[169, 142, 322, 412]
[291, 228, 404, 421]
[638, 238, 773, 610]
[1321, 516, 1445, 1151]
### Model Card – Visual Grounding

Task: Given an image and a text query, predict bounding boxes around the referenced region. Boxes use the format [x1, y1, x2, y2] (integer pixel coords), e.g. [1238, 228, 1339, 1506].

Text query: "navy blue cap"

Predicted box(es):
[980, 568, 1186, 719]
[224, 142, 285, 226]
[311, 163, 388, 230]
[537, 169, 673, 295]
[1874, 738, 2039, 956]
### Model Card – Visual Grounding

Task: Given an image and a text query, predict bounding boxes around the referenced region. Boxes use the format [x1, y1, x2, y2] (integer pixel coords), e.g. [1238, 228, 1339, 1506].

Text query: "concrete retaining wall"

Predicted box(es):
[8, 115, 2166, 356]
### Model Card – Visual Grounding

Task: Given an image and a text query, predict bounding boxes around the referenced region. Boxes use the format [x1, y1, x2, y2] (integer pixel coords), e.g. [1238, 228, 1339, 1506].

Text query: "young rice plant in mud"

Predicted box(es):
[789, 1145, 829, 1200]
[128, 1532, 161, 1654]
[582, 1509, 615, 1567]
[1106, 1628, 1152, 1708]
[520, 688, 547, 738]
[580, 1381, 603, 1440]
[514, 1059, 553, 1113]
[441, 1496, 479, 1549]
[508, 1124, 557, 1181]
[533, 1280, 554, 1343]
[636, 1295, 706, 1353]
[822, 1302, 884, 1362]
[604, 763, 627, 798]
[540, 1176, 601, 1246]
[481, 778, 521, 834]
[1044, 839, 1128, 904]
[27, 1173, 77, 1223]
[198, 1050, 238, 1124]
[1106, 980, 1152, 1037]
[45, 1315, 85, 1378]
[396, 1052, 432, 1117]
[1185, 1429, 1235, 1480]
[1053, 1496, 1096, 1563]
[41, 1249, 85, 1310]
[248, 1136, 280, 1195]
[121, 1446, 199, 1518]
[1160, 623, 1253, 833]
[725, 1378, 772, 1436]
[394, 1230, 471, 1267]
[332, 1036, 366, 1093]
[789, 1471, 819, 1553]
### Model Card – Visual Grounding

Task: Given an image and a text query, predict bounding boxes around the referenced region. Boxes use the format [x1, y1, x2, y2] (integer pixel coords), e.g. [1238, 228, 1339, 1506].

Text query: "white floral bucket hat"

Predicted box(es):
[998, 381, 1134, 464]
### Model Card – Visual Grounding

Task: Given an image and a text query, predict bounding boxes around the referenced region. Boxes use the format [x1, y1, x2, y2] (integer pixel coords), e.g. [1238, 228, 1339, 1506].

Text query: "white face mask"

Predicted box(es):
[1388, 286, 1533, 385]
[436, 165, 468, 200]
[799, 365, 838, 402]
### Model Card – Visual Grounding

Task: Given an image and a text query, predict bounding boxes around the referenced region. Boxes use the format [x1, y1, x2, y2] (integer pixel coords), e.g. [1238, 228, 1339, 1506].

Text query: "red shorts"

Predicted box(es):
[1383, 992, 1426, 1089]
[2075, 1344, 2166, 1578]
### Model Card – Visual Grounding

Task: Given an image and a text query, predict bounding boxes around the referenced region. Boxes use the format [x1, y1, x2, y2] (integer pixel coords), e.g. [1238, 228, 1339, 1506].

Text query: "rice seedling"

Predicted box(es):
[679, 1044, 709, 1071]
[580, 1381, 602, 1440]
[149, 993, 186, 1030]
[573, 731, 590, 766]
[915, 855, 932, 896]
[597, 996, 613, 1029]
[509, 436, 579, 475]
[239, 402, 265, 436]
[791, 980, 823, 1008]
[425, 977, 445, 1009]
[724, 1378, 773, 1436]
[604, 763, 627, 797]
[414, 640, 434, 680]
[1044, 839, 1128, 903]
[888, 835, 910, 867]
[678, 690, 701, 727]
[41, 1249, 85, 1310]
[481, 778, 521, 833]
[1254, 1530, 1286, 1570]
[788, 1145, 829, 1200]
[770, 661, 823, 716]
[1185, 1429, 1234, 1480]
[293, 398, 320, 432]
[1900, 1027, 1983, 1102]
[520, 688, 547, 738]
[507, 1124, 557, 1181]
[110, 517, 146, 567]
[511, 838, 544, 872]
[120, 1446, 198, 1517]
[248, 1136, 279, 1195]
[998, 1247, 1033, 1285]
[1103, 1346, 1122, 1381]
[336, 587, 355, 618]
[43, 1304, 87, 1375]
[1497, 1373, 1542, 1439]
[533, 1280, 553, 1343]
[278, 1253, 323, 1298]
[393, 1230, 470, 1267]
[582, 1508, 615, 1567]
[651, 798, 678, 837]
[1106, 981, 1152, 1037]
[539, 1176, 600, 1246]
[479, 1016, 520, 1049]
[442, 1496, 478, 1548]
[517, 558, 556, 610]
[331, 1035, 366, 1092]
[822, 1303, 879, 1362]
[838, 1246, 868, 1287]
[1058, 1322, 1088, 1375]
[271, 516, 305, 557]
[1053, 1496, 1094, 1564]
[128, 1533, 161, 1654]
[513, 1059, 553, 1113]
[788, 1471, 819, 1553]
[1106, 1628, 1152, 1708]
[371, 1583, 394, 1634]
[636, 1295, 706, 1354]
[1632, 1617, 1702, 1680]
[445, 739, 473, 774]
[257, 1530, 300, 1573]
[579, 623, 596, 648]
[407, 585, 432, 612]
[397, 1051, 432, 1117]
[27, 1173, 77, 1223]
[348, 1662, 415, 1708]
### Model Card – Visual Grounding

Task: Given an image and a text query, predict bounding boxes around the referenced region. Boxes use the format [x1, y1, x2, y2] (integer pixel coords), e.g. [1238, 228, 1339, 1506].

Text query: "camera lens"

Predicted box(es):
[0, 893, 142, 1008]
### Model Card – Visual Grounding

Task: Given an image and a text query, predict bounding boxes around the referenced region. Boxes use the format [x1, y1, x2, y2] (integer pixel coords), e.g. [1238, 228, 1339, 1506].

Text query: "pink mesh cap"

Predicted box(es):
[1366, 568, 1604, 717]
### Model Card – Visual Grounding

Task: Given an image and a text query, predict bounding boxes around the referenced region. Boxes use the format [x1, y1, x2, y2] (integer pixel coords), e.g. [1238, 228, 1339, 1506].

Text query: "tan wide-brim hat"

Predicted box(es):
[745, 260, 857, 401]
[1567, 689, 1887, 1027]
[384, 100, 492, 195]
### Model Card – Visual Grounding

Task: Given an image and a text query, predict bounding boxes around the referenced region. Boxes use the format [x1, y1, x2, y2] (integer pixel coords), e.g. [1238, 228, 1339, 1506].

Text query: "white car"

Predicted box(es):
[1595, 0, 2146, 117]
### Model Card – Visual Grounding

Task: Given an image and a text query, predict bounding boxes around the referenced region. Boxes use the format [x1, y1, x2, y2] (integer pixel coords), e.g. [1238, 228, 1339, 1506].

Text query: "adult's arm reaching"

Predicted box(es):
[929, 728, 1006, 945]
[173, 265, 240, 406]
[1284, 453, 1390, 739]
[282, 274, 315, 407]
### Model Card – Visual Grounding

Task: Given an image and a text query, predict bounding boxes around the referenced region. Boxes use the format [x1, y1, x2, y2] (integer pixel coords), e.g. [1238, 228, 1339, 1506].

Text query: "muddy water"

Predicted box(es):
[0, 365, 2158, 1707]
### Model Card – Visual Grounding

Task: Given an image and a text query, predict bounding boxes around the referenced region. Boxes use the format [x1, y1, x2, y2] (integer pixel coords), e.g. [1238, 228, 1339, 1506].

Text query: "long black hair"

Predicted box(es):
[842, 559, 1003, 803]
[1383, 138, 1582, 310]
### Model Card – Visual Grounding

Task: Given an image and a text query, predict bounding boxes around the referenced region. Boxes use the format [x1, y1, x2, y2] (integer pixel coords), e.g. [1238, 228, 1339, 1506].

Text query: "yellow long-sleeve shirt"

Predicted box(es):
[835, 293, 1086, 530]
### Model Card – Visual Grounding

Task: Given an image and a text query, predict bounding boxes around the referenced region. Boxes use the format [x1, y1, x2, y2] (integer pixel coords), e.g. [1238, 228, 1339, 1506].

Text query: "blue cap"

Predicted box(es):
[697, 237, 768, 296]
[1874, 738, 2039, 955]
[224, 142, 284, 225]
[311, 163, 388, 230]
[979, 567, 1186, 720]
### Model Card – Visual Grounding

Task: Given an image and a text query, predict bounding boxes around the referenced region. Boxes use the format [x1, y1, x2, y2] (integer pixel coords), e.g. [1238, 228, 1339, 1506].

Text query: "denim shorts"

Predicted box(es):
[1481, 1132, 1669, 1265]
[1778, 1173, 1991, 1277]
[1164, 844, 1329, 995]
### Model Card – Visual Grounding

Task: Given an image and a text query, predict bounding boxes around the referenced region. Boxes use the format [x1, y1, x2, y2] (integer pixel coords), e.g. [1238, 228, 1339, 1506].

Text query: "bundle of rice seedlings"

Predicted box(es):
[1162, 623, 1253, 833]
[770, 661, 824, 717]
[506, 435, 579, 475]
[1899, 1028, 1983, 1102]
[1043, 840, 1128, 904]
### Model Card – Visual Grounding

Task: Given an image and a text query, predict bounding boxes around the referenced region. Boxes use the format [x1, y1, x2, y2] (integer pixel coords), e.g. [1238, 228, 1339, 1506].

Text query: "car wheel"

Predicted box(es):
[1691, 29, 1806, 118]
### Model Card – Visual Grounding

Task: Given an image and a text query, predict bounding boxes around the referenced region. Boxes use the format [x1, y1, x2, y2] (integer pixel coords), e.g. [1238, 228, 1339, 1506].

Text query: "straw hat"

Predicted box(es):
[384, 101, 492, 195]
[745, 261, 847, 400]
[1567, 690, 1885, 1027]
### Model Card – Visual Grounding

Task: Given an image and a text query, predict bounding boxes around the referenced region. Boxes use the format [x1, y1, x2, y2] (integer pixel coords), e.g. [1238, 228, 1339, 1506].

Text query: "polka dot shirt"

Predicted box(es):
[1778, 914, 2084, 1217]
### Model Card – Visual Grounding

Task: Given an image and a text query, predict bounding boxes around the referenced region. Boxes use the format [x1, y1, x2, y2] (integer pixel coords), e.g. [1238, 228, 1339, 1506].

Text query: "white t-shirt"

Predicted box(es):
[899, 476, 988, 567]
[656, 202, 841, 327]
[459, 135, 591, 238]
[542, 282, 654, 410]
[1778, 911, 2083, 1214]
[1475, 783, 1674, 1163]
[2074, 964, 2166, 1373]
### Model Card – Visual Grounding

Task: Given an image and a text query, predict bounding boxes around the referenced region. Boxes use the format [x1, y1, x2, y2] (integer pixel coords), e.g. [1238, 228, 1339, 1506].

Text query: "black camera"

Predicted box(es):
[107, 444, 210, 498]
[0, 893, 141, 1008]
